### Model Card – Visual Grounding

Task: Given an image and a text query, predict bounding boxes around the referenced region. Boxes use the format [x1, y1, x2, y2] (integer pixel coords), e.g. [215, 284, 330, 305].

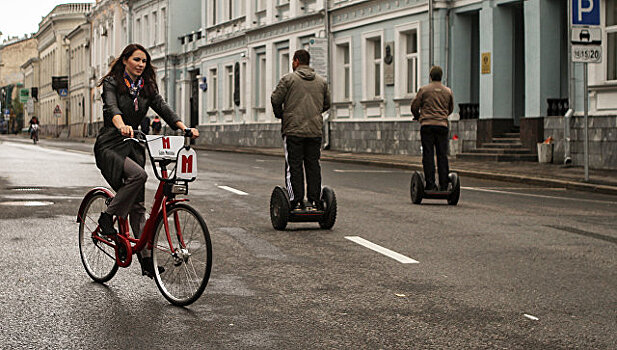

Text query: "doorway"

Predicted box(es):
[189, 69, 200, 128]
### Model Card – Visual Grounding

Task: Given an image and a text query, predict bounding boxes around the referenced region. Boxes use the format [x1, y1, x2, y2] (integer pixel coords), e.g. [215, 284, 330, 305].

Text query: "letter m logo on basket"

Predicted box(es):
[176, 148, 197, 180]
[162, 137, 170, 149]
[181, 155, 193, 173]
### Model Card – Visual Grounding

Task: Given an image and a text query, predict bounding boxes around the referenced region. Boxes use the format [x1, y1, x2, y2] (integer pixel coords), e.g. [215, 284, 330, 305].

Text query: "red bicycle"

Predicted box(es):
[77, 130, 212, 306]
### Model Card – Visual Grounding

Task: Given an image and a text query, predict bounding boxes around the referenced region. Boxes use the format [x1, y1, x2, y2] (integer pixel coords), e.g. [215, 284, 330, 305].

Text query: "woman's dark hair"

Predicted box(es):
[97, 43, 157, 97]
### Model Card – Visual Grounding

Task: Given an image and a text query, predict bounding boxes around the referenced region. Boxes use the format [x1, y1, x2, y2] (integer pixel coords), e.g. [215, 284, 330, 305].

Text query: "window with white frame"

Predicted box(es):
[255, 52, 267, 108]
[153, 11, 158, 45]
[607, 0, 617, 80]
[144, 15, 149, 47]
[240, 61, 246, 108]
[335, 41, 351, 101]
[365, 36, 382, 98]
[225, 65, 234, 109]
[257, 0, 266, 12]
[161, 8, 166, 42]
[401, 28, 419, 95]
[210, 0, 217, 25]
[135, 18, 141, 43]
[209, 68, 218, 111]
[277, 48, 289, 82]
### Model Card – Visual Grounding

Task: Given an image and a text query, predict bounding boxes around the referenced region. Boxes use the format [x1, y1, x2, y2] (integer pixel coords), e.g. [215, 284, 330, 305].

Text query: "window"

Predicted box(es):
[255, 52, 267, 108]
[153, 11, 158, 45]
[135, 19, 141, 43]
[405, 29, 419, 94]
[210, 0, 217, 25]
[364, 36, 382, 98]
[257, 0, 266, 12]
[209, 68, 218, 110]
[225, 0, 233, 21]
[277, 48, 289, 82]
[240, 61, 246, 108]
[607, 0, 617, 80]
[335, 41, 351, 100]
[161, 8, 166, 43]
[144, 15, 149, 47]
[225, 65, 233, 109]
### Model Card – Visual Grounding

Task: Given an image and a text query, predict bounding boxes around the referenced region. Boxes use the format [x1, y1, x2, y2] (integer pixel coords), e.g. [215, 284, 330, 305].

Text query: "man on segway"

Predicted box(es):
[411, 66, 454, 192]
[271, 49, 331, 211]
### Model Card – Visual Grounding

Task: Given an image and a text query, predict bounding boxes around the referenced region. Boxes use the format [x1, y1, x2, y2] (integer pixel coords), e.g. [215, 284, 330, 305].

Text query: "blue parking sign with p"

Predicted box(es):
[572, 0, 600, 25]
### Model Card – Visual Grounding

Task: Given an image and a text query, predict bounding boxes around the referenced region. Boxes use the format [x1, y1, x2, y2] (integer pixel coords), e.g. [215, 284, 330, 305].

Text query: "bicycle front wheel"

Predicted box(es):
[78, 192, 118, 283]
[152, 203, 212, 306]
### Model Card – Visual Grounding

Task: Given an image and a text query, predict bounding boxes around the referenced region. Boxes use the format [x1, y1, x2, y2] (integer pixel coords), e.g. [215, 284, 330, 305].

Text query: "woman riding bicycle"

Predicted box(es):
[94, 43, 199, 278]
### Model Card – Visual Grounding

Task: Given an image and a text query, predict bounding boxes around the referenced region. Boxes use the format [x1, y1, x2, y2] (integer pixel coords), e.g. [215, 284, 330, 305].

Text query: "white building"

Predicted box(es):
[66, 22, 91, 137]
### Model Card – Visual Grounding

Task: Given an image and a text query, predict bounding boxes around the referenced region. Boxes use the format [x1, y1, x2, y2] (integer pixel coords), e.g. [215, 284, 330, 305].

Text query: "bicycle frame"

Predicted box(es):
[78, 131, 196, 268]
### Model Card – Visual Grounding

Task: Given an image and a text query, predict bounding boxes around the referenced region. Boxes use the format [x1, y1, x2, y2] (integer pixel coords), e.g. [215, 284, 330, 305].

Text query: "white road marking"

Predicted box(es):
[2, 194, 83, 200]
[0, 201, 54, 206]
[345, 236, 419, 264]
[523, 314, 539, 321]
[334, 169, 405, 173]
[462, 186, 617, 204]
[217, 185, 248, 196]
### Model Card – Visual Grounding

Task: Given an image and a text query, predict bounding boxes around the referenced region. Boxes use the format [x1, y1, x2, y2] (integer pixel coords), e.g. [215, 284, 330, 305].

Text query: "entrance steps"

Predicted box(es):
[456, 132, 537, 162]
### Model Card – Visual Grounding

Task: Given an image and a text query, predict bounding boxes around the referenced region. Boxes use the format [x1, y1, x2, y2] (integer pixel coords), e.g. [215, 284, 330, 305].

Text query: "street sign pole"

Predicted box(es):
[583, 63, 589, 182]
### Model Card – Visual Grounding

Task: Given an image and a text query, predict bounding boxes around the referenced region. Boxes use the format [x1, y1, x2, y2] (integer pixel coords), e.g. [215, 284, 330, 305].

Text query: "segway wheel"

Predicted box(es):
[447, 172, 461, 206]
[270, 187, 290, 230]
[410, 171, 424, 204]
[319, 187, 337, 230]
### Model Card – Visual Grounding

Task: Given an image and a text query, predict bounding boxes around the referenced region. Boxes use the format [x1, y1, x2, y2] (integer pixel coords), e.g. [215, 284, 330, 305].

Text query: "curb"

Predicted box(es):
[198, 145, 617, 196]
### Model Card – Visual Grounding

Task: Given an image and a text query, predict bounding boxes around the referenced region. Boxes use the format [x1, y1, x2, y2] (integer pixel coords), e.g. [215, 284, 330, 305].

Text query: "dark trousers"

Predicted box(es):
[106, 157, 148, 255]
[284, 135, 322, 205]
[421, 125, 450, 189]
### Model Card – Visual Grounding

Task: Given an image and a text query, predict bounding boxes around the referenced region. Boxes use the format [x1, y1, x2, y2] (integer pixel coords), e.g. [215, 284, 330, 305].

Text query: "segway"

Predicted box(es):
[410, 171, 460, 205]
[270, 186, 337, 230]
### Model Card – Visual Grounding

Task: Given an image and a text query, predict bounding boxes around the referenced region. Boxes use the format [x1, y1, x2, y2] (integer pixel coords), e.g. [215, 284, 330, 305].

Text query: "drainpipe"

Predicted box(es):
[323, 0, 331, 150]
[429, 0, 434, 67]
[565, 0, 573, 167]
[164, 0, 170, 101]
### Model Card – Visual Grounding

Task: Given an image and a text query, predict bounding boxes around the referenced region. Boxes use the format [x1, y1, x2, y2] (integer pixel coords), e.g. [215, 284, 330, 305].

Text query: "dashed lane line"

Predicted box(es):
[217, 185, 248, 196]
[345, 236, 419, 264]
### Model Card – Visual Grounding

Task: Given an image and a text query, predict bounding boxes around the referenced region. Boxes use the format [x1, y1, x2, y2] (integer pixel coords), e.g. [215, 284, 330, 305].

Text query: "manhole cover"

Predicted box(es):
[0, 201, 54, 207]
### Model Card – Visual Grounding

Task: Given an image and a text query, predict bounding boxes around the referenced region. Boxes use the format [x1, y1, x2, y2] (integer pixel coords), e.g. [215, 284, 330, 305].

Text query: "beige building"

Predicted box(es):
[35, 3, 92, 136]
[0, 36, 37, 132]
[67, 23, 92, 137]
[21, 58, 40, 126]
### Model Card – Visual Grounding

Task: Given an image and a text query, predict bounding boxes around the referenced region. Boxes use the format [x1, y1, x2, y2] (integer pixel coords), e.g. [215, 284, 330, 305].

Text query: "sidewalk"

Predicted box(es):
[199, 143, 617, 196]
[3, 134, 616, 195]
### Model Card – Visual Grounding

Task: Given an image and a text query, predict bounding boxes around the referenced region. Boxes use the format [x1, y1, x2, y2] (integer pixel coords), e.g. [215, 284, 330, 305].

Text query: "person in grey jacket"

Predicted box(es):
[271, 49, 331, 210]
[94, 44, 198, 277]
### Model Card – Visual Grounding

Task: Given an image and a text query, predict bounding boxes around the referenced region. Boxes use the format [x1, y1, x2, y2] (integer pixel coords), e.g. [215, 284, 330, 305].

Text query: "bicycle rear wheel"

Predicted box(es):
[78, 192, 118, 283]
[152, 203, 212, 306]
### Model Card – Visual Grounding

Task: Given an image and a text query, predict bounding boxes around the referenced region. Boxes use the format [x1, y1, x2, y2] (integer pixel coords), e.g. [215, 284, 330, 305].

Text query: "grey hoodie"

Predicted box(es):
[271, 65, 331, 137]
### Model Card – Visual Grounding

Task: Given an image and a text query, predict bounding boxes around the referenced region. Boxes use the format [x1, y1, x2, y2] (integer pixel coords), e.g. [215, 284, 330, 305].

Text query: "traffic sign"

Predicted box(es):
[53, 105, 62, 118]
[572, 45, 602, 63]
[572, 0, 600, 25]
[58, 88, 68, 97]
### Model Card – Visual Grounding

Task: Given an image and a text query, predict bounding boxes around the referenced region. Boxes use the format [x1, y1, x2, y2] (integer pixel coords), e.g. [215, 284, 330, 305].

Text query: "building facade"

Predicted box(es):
[35, 3, 92, 136]
[89, 0, 130, 130]
[67, 23, 92, 137]
[0, 36, 38, 133]
[21, 57, 40, 128]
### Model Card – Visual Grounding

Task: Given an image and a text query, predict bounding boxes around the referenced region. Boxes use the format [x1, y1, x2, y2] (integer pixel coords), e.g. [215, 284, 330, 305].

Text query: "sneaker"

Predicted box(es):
[308, 200, 323, 211]
[98, 212, 117, 236]
[140, 257, 165, 279]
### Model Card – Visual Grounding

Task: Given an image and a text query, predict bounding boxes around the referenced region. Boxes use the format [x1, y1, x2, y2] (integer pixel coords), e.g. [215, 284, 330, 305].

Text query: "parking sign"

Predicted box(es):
[572, 0, 600, 25]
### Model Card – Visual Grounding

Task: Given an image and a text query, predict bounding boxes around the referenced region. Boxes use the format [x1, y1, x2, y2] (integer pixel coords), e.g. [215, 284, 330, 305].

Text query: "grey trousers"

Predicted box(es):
[105, 157, 149, 257]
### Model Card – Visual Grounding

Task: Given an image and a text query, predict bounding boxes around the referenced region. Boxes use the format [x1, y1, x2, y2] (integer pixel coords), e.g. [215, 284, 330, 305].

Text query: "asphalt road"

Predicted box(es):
[0, 137, 615, 349]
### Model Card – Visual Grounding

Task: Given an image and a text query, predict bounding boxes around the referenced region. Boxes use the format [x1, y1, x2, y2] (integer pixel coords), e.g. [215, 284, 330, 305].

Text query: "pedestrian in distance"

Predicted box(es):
[151, 115, 162, 135]
[94, 43, 199, 278]
[271, 49, 331, 211]
[410, 65, 454, 191]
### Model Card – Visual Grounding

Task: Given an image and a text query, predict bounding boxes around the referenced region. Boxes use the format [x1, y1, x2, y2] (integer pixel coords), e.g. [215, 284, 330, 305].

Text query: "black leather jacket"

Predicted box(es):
[94, 76, 181, 191]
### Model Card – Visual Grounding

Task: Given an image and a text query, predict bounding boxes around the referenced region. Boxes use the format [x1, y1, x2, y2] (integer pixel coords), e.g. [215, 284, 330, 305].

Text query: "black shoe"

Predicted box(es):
[98, 212, 117, 236]
[292, 201, 305, 211]
[439, 185, 449, 192]
[425, 184, 437, 192]
[140, 257, 165, 279]
[308, 200, 323, 211]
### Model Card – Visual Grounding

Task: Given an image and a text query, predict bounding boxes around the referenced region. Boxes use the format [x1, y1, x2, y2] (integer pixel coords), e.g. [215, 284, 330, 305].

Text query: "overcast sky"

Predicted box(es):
[0, 1, 93, 40]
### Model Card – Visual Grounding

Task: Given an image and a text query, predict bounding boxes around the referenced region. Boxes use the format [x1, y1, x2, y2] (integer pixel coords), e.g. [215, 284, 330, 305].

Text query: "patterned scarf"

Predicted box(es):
[124, 72, 144, 111]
